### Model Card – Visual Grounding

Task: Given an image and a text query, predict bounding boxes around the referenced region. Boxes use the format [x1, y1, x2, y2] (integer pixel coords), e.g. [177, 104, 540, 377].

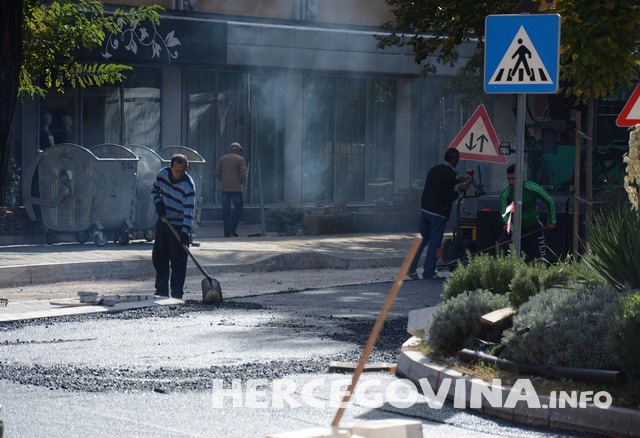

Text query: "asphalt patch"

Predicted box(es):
[0, 307, 406, 394]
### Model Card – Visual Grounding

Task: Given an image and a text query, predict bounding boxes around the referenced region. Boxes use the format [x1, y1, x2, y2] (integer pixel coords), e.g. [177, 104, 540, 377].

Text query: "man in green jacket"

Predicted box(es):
[499, 164, 556, 261]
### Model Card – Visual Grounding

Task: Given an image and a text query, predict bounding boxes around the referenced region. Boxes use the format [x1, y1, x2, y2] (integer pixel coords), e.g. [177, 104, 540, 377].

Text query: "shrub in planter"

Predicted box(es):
[444, 252, 524, 300]
[501, 286, 620, 370]
[609, 293, 640, 376]
[266, 203, 305, 233]
[426, 289, 511, 357]
[508, 260, 605, 308]
[508, 268, 543, 308]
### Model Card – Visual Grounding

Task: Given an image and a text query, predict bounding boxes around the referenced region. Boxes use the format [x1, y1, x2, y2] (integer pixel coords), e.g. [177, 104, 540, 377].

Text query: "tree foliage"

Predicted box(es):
[20, 0, 162, 98]
[378, 0, 640, 103]
[1, 0, 161, 205]
[0, 0, 23, 207]
[548, 0, 640, 101]
[378, 1, 518, 75]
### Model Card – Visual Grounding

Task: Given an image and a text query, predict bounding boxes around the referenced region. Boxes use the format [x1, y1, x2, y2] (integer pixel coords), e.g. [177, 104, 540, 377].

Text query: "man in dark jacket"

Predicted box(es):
[408, 148, 469, 280]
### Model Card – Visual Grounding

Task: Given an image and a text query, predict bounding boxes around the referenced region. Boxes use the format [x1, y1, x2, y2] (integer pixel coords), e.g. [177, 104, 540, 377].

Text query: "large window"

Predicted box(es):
[302, 76, 396, 203]
[38, 68, 161, 150]
[82, 67, 161, 149]
[39, 90, 78, 148]
[187, 70, 285, 206]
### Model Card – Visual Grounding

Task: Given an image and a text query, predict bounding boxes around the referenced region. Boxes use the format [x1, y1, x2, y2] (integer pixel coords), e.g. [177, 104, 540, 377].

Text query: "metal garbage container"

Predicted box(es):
[157, 146, 205, 230]
[89, 144, 140, 245]
[23, 143, 138, 246]
[23, 143, 98, 245]
[123, 144, 170, 243]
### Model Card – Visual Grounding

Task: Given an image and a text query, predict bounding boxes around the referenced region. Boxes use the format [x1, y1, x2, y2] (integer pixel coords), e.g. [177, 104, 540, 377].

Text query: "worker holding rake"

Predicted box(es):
[151, 154, 195, 299]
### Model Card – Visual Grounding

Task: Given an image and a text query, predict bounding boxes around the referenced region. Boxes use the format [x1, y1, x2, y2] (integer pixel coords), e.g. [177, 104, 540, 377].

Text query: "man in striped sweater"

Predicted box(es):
[499, 164, 556, 261]
[151, 154, 196, 299]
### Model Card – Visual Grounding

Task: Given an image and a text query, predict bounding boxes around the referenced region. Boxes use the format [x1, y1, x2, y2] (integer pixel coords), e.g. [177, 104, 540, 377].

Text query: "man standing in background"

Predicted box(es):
[151, 154, 195, 299]
[216, 142, 247, 237]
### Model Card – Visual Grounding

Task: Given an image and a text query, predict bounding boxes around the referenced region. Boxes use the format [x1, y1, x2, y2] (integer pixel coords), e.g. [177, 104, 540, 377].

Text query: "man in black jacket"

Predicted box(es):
[408, 148, 469, 280]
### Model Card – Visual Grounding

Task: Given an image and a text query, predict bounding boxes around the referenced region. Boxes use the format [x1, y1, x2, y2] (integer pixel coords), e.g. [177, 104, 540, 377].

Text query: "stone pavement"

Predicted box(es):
[0, 222, 420, 288]
[0, 222, 422, 322]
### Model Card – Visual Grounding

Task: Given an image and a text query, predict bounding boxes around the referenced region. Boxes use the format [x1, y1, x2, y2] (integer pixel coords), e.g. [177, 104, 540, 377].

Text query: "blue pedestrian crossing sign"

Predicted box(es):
[485, 14, 560, 94]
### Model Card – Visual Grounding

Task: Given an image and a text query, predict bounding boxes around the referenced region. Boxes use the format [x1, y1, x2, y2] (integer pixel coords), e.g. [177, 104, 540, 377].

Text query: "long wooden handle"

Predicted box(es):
[162, 217, 211, 280]
[331, 235, 422, 428]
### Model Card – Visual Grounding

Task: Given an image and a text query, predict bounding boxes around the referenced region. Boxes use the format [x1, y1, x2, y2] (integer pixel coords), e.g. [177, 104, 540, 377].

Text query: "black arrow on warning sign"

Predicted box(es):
[465, 133, 488, 152]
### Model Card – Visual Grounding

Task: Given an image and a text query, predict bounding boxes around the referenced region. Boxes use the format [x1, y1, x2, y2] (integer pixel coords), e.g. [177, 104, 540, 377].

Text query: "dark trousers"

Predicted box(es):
[221, 191, 243, 236]
[152, 220, 188, 296]
[499, 220, 547, 261]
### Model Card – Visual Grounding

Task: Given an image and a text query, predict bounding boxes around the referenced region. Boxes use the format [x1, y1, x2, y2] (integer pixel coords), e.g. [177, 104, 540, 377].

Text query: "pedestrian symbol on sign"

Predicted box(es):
[510, 39, 532, 80]
[489, 26, 552, 85]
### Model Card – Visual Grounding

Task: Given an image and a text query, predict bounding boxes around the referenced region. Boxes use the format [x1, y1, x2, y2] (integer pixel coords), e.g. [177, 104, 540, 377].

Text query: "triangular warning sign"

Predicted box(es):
[448, 104, 506, 163]
[616, 84, 640, 127]
[489, 26, 553, 85]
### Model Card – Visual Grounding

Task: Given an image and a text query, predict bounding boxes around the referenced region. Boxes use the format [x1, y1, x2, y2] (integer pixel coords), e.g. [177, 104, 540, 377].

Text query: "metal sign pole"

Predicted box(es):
[513, 94, 526, 258]
[484, 14, 560, 260]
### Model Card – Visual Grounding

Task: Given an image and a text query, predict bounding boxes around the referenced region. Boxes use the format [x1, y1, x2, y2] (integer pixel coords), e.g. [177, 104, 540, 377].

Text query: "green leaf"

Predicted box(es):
[380, 0, 640, 102]
[19, 0, 162, 98]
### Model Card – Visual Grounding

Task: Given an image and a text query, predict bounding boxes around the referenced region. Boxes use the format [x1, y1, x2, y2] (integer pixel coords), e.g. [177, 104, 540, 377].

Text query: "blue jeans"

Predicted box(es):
[409, 211, 447, 278]
[221, 191, 243, 236]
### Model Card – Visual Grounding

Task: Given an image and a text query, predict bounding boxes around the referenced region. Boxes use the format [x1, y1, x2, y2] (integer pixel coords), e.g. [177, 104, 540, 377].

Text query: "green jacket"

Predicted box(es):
[499, 180, 556, 229]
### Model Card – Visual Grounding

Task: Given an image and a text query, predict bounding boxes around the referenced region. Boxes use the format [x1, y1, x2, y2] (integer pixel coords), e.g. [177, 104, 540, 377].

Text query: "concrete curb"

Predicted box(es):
[396, 339, 640, 438]
[1, 253, 407, 287]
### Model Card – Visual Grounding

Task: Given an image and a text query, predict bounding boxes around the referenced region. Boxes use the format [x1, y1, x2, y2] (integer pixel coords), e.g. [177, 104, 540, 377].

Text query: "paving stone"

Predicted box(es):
[346, 418, 423, 438]
[265, 427, 350, 438]
[406, 308, 434, 338]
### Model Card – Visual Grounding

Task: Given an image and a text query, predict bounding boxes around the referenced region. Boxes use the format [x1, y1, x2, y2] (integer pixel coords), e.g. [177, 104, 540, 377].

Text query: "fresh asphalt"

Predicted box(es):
[0, 281, 584, 438]
[0, 223, 606, 437]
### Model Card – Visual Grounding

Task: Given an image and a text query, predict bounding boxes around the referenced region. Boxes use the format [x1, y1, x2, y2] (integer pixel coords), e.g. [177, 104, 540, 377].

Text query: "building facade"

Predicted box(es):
[13, 0, 497, 222]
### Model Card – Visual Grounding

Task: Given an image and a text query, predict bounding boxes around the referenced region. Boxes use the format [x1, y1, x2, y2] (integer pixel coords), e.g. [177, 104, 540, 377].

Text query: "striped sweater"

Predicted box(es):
[151, 166, 196, 234]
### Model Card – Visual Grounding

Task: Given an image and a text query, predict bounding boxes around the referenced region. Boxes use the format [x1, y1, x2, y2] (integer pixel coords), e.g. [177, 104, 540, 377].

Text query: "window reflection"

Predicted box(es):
[187, 70, 285, 206]
[303, 76, 396, 203]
